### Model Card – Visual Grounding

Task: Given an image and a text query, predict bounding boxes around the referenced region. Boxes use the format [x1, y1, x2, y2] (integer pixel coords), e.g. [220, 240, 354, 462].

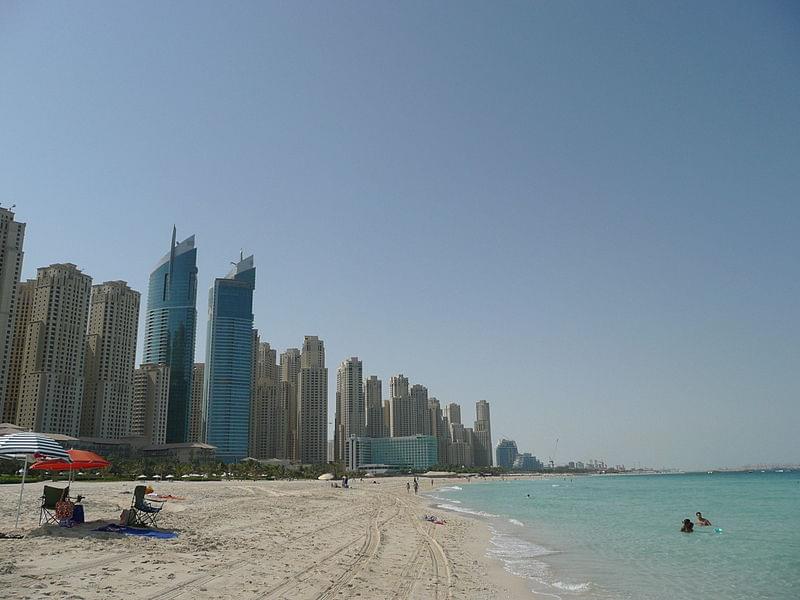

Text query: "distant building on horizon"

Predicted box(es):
[187, 362, 204, 443]
[496, 438, 519, 469]
[142, 227, 198, 443]
[297, 336, 328, 464]
[365, 375, 386, 438]
[250, 339, 284, 460]
[513, 453, 542, 471]
[16, 263, 92, 436]
[473, 400, 493, 467]
[279, 347, 301, 460]
[132, 363, 170, 445]
[410, 383, 430, 436]
[81, 281, 140, 439]
[345, 434, 438, 472]
[389, 374, 413, 437]
[334, 357, 365, 462]
[0, 207, 25, 418]
[203, 254, 256, 463]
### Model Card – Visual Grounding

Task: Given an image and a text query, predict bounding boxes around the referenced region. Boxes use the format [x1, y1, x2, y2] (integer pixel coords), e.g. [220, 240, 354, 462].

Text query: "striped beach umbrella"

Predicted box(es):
[0, 432, 71, 528]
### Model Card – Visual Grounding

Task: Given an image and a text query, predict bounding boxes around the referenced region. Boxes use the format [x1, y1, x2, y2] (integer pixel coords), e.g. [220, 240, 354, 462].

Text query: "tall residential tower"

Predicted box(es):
[334, 357, 365, 461]
[0, 207, 25, 417]
[297, 336, 327, 464]
[81, 281, 140, 438]
[16, 263, 92, 436]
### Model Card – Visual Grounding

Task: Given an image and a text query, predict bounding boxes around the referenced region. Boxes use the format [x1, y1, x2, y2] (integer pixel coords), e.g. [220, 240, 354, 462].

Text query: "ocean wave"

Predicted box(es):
[428, 495, 462, 504]
[437, 485, 463, 492]
[487, 526, 592, 598]
[436, 503, 498, 517]
[508, 518, 525, 527]
[552, 581, 591, 592]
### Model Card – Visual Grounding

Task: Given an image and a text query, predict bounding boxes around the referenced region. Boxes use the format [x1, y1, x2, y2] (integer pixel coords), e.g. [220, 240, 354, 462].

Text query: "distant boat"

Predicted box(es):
[707, 471, 713, 474]
[776, 469, 784, 473]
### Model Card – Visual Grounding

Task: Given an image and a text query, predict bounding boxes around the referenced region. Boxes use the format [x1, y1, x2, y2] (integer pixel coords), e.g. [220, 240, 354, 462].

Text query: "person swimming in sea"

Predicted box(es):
[695, 512, 712, 526]
[681, 519, 694, 532]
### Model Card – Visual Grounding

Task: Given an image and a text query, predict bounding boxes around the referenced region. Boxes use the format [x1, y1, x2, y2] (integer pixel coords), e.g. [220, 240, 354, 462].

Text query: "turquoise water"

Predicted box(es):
[427, 472, 800, 599]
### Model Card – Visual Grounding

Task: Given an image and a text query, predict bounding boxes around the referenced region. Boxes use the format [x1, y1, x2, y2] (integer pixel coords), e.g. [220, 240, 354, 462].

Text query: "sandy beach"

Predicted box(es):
[0, 478, 530, 599]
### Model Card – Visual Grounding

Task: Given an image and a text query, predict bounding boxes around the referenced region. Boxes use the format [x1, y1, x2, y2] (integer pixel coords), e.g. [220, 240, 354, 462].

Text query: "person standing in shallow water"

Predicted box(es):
[681, 519, 694, 532]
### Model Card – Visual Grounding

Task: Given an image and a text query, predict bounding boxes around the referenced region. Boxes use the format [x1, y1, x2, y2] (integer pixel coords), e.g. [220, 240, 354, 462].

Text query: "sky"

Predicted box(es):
[1, 1, 798, 470]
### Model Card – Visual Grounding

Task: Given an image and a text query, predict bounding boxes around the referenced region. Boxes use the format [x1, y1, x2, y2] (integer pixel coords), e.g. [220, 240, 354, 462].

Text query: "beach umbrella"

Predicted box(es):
[30, 449, 111, 474]
[137, 474, 147, 480]
[153, 474, 162, 480]
[318, 473, 335, 481]
[0, 432, 71, 528]
[165, 474, 174, 480]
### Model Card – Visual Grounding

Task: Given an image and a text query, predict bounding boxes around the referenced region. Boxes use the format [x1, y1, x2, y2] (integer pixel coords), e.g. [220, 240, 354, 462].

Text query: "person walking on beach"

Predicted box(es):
[413, 480, 419, 495]
[695, 512, 712, 526]
[406, 481, 410, 493]
[681, 519, 694, 533]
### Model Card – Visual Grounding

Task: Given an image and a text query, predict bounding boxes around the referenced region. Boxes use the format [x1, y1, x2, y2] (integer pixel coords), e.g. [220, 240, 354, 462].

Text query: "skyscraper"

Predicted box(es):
[496, 438, 519, 469]
[250, 341, 284, 459]
[187, 363, 205, 442]
[297, 336, 327, 464]
[81, 281, 140, 438]
[444, 402, 461, 426]
[0, 207, 25, 416]
[142, 228, 198, 443]
[365, 375, 385, 438]
[1, 279, 33, 424]
[203, 254, 256, 463]
[473, 400, 493, 467]
[334, 357, 365, 462]
[16, 263, 91, 436]
[132, 364, 170, 445]
[280, 347, 301, 460]
[389, 374, 413, 437]
[410, 383, 430, 435]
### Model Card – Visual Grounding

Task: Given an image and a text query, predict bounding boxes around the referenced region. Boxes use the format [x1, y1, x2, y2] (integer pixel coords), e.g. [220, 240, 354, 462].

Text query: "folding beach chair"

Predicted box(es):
[40, 485, 70, 525]
[128, 485, 164, 528]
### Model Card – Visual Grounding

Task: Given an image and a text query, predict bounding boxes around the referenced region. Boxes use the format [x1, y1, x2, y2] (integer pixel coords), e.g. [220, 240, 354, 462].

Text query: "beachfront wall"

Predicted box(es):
[346, 434, 438, 472]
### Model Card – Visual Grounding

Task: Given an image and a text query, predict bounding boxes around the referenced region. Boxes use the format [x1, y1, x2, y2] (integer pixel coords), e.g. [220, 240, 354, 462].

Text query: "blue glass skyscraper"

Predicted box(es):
[203, 254, 255, 462]
[142, 227, 198, 443]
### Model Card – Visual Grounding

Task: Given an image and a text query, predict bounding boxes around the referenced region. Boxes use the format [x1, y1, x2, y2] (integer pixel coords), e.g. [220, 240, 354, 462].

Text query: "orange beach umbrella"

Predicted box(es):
[30, 449, 111, 472]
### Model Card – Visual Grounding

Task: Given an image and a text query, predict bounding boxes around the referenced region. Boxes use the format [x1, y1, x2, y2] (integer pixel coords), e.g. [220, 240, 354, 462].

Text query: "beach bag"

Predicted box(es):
[56, 499, 74, 527]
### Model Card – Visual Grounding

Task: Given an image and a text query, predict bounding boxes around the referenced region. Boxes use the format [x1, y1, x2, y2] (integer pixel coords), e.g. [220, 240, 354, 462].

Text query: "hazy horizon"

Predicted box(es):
[2, 1, 798, 470]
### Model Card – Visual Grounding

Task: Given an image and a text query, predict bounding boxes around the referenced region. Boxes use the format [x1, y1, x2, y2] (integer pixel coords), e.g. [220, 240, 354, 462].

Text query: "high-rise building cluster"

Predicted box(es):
[0, 207, 494, 468]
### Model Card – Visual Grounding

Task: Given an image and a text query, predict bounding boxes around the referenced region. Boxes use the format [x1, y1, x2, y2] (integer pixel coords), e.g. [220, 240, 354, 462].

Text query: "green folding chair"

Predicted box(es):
[39, 485, 70, 525]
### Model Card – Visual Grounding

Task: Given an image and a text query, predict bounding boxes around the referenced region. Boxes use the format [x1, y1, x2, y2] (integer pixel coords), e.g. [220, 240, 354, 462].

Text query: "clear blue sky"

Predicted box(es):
[1, 1, 798, 470]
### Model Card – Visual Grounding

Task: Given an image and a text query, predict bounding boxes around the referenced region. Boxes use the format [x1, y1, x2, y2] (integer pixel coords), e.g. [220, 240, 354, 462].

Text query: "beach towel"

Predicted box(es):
[94, 524, 178, 539]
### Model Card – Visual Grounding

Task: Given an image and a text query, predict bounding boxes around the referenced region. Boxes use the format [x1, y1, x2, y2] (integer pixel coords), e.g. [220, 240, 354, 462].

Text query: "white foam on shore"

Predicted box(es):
[486, 525, 592, 598]
[438, 485, 463, 492]
[428, 495, 462, 504]
[509, 518, 525, 527]
[436, 503, 498, 518]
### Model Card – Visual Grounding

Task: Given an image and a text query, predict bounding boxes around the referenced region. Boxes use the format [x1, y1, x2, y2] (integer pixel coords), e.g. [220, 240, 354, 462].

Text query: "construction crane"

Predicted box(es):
[548, 438, 559, 469]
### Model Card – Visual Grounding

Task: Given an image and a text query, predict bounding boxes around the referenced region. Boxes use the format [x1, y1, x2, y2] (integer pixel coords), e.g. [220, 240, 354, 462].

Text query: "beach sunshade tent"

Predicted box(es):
[0, 432, 71, 528]
[318, 473, 335, 481]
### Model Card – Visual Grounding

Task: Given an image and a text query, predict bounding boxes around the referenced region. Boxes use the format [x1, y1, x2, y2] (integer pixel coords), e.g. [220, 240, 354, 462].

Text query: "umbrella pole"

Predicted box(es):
[15, 455, 28, 529]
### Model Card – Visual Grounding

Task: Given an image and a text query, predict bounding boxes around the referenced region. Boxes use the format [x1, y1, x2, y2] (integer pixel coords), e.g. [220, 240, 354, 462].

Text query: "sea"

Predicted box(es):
[426, 471, 799, 599]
